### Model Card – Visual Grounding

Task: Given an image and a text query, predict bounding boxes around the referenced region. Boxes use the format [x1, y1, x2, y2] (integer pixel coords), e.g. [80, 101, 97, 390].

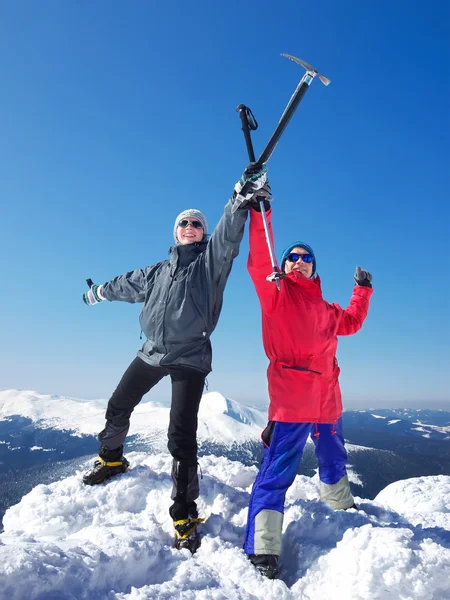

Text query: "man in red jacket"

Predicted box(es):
[243, 189, 373, 579]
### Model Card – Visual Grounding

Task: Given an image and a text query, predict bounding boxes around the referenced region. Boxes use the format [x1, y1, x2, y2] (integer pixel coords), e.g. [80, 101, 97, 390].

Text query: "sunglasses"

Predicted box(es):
[177, 219, 204, 229]
[287, 252, 313, 264]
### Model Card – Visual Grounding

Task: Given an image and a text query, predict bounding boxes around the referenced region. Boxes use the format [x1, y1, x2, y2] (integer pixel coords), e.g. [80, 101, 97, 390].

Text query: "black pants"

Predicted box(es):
[98, 356, 205, 520]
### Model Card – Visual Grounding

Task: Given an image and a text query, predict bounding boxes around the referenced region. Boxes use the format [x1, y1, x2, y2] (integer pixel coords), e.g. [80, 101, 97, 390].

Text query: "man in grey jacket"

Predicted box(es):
[82, 163, 270, 551]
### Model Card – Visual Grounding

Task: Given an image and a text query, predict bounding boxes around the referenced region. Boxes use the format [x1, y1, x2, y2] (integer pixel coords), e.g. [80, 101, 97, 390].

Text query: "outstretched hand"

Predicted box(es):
[83, 279, 104, 305]
[354, 266, 372, 288]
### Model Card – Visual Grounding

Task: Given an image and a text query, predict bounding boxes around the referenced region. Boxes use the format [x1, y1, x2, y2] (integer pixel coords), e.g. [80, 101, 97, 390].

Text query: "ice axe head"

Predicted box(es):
[281, 53, 331, 86]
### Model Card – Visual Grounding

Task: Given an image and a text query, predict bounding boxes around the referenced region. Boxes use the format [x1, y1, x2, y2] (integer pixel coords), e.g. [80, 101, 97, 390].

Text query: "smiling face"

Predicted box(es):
[176, 220, 204, 245]
[283, 246, 314, 278]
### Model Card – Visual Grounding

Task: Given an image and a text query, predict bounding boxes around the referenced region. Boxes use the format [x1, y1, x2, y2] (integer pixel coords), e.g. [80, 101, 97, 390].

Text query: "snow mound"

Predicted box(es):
[375, 475, 450, 529]
[1, 455, 449, 600]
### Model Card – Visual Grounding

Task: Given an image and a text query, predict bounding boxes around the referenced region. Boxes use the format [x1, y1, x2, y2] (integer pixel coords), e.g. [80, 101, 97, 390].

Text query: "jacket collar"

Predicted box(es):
[287, 271, 323, 296]
[169, 241, 207, 269]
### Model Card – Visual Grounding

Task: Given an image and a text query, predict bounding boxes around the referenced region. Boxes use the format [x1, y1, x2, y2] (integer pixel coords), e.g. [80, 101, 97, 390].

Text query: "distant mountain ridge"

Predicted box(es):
[344, 408, 450, 440]
[0, 389, 267, 445]
[1, 389, 450, 527]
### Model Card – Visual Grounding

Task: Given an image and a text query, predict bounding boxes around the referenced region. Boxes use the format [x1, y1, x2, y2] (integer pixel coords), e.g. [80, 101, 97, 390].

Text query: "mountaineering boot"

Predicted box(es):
[82, 445, 129, 485]
[248, 554, 279, 579]
[173, 516, 206, 553]
[169, 459, 203, 552]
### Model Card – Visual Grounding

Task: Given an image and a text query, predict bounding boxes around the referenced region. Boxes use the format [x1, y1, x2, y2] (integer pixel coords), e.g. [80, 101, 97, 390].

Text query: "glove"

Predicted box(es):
[249, 183, 272, 212]
[231, 162, 271, 212]
[83, 282, 105, 305]
[354, 266, 372, 288]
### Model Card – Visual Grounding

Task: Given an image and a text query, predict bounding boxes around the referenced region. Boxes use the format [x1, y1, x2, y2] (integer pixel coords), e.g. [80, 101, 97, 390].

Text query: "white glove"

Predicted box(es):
[231, 163, 269, 212]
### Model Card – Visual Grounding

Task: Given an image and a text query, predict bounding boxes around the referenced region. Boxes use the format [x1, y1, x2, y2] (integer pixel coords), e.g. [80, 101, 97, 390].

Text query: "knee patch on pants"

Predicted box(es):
[253, 509, 283, 555]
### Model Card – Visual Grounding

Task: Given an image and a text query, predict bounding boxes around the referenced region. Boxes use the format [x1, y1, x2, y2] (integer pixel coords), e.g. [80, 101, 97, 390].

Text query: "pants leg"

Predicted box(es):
[167, 367, 206, 521]
[311, 418, 354, 510]
[99, 357, 166, 459]
[243, 422, 312, 556]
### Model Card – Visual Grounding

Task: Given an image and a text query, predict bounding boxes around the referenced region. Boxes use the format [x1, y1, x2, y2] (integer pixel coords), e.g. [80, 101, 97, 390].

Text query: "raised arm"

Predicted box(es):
[203, 197, 249, 286]
[247, 207, 279, 313]
[335, 275, 373, 336]
[203, 163, 271, 286]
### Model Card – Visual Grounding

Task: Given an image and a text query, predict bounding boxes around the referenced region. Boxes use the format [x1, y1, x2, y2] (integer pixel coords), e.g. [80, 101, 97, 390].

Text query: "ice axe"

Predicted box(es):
[258, 54, 330, 165]
[238, 54, 330, 179]
[237, 54, 330, 287]
[236, 103, 284, 289]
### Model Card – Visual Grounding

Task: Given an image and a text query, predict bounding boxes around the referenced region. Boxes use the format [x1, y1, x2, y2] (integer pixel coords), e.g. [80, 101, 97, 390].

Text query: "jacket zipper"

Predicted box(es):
[161, 264, 175, 351]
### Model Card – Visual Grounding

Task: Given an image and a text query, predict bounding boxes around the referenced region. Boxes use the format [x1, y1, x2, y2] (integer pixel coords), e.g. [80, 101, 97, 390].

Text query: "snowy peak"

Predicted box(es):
[0, 389, 105, 436]
[200, 391, 266, 425]
[197, 392, 266, 443]
[0, 389, 267, 446]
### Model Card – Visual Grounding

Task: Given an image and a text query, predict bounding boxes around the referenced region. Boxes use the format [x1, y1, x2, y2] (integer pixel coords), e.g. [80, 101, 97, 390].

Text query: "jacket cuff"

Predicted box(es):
[97, 284, 106, 300]
[353, 284, 374, 298]
[250, 206, 272, 224]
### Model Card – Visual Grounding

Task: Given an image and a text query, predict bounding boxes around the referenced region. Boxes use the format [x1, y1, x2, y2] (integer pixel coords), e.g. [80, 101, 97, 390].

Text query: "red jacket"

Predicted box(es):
[248, 209, 373, 423]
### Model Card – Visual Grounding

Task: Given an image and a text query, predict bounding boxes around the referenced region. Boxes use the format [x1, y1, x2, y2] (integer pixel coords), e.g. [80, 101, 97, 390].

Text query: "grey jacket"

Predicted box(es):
[101, 198, 248, 374]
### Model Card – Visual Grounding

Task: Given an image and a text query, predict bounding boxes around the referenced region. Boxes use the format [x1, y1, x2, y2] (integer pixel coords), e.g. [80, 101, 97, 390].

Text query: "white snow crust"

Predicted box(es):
[0, 455, 449, 599]
[1, 390, 449, 599]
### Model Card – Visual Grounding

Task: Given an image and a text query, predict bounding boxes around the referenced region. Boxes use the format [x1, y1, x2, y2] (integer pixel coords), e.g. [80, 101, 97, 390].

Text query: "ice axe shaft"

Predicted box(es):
[236, 104, 283, 290]
[256, 54, 330, 165]
[237, 54, 329, 202]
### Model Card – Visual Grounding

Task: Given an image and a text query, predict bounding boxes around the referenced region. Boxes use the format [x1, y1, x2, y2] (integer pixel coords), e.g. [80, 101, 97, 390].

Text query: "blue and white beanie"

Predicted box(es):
[280, 241, 316, 275]
[173, 209, 208, 244]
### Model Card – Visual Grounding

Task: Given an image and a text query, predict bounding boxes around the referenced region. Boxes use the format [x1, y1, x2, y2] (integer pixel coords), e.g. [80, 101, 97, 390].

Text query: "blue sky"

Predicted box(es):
[0, 1, 449, 409]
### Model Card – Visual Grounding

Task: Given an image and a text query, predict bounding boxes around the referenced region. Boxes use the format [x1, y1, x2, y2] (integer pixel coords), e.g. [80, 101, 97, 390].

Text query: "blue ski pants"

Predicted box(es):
[244, 419, 354, 556]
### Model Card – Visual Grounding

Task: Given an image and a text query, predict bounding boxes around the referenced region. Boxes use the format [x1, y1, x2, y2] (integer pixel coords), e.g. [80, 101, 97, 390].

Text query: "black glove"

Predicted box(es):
[249, 183, 272, 211]
[354, 266, 372, 288]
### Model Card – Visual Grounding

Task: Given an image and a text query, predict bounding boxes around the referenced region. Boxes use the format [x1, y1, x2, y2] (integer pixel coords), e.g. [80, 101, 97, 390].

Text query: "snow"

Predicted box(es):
[412, 427, 431, 438]
[388, 419, 401, 424]
[1, 389, 450, 599]
[375, 475, 450, 530]
[413, 421, 450, 435]
[370, 414, 386, 419]
[345, 443, 379, 452]
[347, 467, 363, 486]
[0, 389, 105, 436]
[1, 454, 449, 599]
[0, 389, 267, 445]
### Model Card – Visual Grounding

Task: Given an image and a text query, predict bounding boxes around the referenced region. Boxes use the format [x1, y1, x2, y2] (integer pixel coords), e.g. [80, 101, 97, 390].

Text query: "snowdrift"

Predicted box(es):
[1, 453, 449, 600]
